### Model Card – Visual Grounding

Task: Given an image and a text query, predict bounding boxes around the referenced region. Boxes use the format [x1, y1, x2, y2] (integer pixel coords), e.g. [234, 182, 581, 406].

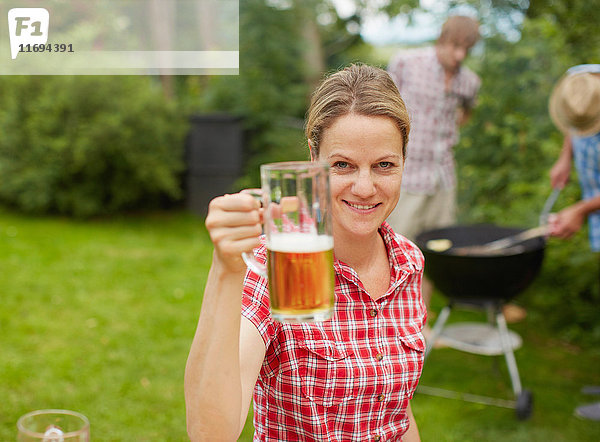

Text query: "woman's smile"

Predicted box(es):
[343, 200, 382, 211]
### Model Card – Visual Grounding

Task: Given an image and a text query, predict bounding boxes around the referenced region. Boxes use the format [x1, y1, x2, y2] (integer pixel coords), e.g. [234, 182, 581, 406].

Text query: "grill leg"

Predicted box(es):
[496, 310, 523, 396]
[486, 302, 496, 324]
[425, 304, 452, 360]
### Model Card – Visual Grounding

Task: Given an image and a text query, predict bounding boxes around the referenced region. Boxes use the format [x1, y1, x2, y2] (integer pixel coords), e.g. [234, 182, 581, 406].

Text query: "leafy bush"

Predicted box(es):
[0, 76, 187, 217]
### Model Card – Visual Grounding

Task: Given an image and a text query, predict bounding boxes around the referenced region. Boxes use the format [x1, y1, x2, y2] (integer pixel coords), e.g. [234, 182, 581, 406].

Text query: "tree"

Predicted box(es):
[526, 0, 600, 61]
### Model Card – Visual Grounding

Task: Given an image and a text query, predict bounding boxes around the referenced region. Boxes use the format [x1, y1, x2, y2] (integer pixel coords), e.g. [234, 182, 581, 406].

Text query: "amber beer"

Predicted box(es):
[267, 233, 334, 323]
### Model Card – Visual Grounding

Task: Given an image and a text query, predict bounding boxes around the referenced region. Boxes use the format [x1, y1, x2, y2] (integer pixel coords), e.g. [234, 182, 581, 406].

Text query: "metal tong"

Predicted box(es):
[452, 188, 561, 255]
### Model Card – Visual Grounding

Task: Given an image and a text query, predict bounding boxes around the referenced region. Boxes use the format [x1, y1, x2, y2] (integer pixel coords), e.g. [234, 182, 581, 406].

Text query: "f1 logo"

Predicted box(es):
[8, 8, 49, 59]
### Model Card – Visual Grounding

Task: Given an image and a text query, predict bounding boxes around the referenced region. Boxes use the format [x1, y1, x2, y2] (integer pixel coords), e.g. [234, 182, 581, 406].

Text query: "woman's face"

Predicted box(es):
[318, 113, 405, 240]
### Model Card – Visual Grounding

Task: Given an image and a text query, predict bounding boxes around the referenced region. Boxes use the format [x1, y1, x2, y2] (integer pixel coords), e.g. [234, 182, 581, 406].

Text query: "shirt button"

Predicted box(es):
[369, 309, 378, 317]
[377, 393, 385, 402]
[375, 353, 384, 361]
[373, 436, 381, 441]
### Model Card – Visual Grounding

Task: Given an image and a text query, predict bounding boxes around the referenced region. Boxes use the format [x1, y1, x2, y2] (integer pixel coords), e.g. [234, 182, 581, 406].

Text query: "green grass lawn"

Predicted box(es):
[0, 208, 212, 440]
[1, 208, 599, 440]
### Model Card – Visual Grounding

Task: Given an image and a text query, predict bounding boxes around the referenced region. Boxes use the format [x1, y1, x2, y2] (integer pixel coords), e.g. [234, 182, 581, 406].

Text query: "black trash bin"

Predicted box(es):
[185, 114, 244, 216]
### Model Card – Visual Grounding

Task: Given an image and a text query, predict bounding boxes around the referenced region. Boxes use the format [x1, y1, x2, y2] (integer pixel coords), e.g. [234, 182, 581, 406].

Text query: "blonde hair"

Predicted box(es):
[305, 63, 410, 159]
[438, 15, 480, 48]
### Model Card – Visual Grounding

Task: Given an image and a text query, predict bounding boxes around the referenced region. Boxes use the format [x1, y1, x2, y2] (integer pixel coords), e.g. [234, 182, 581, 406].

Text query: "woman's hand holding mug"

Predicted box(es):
[205, 191, 263, 273]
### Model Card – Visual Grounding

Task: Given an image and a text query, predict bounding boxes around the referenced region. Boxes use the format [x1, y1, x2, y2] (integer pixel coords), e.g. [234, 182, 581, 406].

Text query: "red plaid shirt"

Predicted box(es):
[388, 46, 480, 194]
[242, 223, 426, 441]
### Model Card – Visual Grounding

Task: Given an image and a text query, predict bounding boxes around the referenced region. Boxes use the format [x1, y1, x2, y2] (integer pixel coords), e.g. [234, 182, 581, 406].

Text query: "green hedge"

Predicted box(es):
[0, 76, 187, 217]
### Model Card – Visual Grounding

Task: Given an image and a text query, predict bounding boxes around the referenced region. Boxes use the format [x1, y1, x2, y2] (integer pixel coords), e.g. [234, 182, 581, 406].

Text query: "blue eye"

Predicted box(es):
[333, 161, 349, 169]
[378, 161, 393, 168]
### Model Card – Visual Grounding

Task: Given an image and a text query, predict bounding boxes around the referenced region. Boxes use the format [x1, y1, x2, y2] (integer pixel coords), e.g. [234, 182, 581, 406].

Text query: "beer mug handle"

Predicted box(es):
[239, 189, 268, 278]
[242, 251, 267, 278]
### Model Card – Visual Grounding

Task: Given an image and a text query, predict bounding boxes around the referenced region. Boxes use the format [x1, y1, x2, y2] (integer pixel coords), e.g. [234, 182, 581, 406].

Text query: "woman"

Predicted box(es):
[185, 64, 426, 441]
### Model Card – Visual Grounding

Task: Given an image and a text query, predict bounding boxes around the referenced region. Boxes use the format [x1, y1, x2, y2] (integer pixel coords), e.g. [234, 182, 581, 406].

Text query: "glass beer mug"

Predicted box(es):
[17, 409, 90, 441]
[243, 161, 335, 323]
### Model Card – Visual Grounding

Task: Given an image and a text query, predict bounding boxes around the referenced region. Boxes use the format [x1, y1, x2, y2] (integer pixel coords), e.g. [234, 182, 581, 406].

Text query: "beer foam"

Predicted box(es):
[268, 233, 333, 253]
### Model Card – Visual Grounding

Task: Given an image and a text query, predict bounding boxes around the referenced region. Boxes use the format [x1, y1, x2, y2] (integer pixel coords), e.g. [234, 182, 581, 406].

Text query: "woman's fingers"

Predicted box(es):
[210, 224, 262, 248]
[267, 196, 300, 218]
[212, 192, 260, 212]
[208, 207, 260, 229]
[205, 192, 263, 269]
[207, 194, 259, 225]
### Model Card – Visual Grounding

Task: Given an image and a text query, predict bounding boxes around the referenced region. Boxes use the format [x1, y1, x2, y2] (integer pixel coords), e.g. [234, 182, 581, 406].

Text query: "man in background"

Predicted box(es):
[547, 64, 600, 421]
[548, 65, 600, 254]
[386, 15, 481, 318]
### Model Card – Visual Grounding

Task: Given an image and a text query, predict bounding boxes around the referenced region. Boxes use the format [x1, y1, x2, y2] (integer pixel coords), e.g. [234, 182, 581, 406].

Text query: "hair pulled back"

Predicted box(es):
[305, 63, 410, 159]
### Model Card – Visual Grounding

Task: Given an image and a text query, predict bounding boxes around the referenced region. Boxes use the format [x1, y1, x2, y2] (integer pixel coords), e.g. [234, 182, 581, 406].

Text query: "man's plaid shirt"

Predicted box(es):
[388, 46, 480, 195]
[242, 223, 426, 441]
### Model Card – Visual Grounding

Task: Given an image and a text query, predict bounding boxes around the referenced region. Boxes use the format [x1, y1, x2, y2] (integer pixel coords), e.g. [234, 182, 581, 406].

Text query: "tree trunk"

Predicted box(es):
[149, 0, 175, 99]
[296, 1, 326, 92]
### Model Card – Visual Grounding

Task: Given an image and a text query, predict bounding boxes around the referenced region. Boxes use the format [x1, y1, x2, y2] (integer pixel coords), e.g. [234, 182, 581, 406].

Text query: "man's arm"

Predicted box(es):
[550, 135, 573, 189]
[549, 195, 600, 239]
[457, 106, 473, 127]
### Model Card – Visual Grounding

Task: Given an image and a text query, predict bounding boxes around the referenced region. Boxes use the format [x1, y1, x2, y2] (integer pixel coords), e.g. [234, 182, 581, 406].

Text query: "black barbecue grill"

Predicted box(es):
[415, 223, 546, 420]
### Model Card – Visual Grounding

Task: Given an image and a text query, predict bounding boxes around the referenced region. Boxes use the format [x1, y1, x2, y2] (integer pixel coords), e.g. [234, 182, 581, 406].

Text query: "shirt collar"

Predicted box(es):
[333, 222, 422, 293]
[379, 221, 422, 275]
